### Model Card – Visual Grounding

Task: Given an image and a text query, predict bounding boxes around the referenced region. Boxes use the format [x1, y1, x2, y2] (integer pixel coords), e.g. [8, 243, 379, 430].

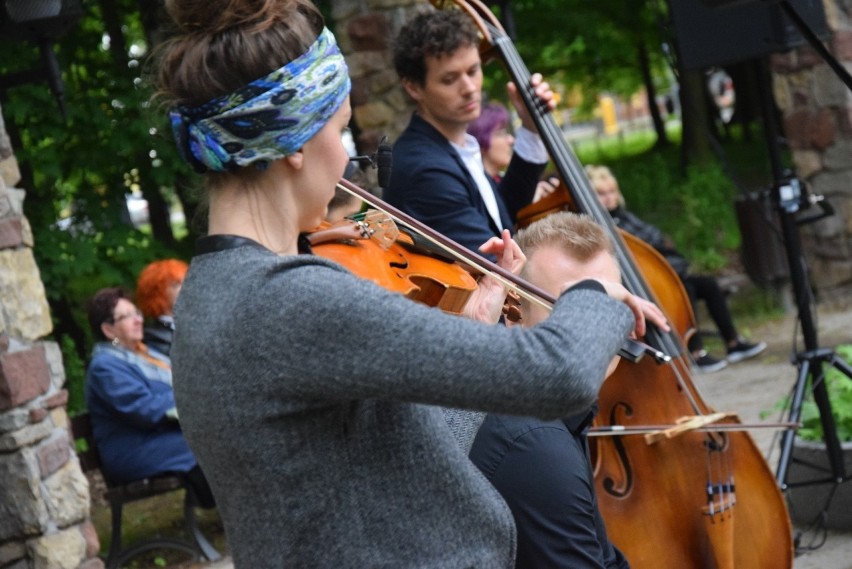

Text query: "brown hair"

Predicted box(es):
[157, 0, 324, 107]
[136, 259, 189, 319]
[393, 9, 480, 87]
[87, 287, 132, 341]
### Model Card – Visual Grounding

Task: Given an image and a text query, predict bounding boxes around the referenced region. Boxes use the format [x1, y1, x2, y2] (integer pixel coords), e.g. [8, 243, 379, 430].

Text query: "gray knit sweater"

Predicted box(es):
[171, 241, 633, 568]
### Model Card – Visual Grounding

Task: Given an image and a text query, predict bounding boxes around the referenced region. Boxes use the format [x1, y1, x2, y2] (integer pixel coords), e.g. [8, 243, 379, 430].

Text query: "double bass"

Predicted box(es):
[424, 1, 794, 567]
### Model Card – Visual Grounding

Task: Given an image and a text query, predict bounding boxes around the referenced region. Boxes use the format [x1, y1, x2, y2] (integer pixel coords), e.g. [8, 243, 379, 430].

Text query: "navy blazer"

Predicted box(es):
[385, 113, 545, 256]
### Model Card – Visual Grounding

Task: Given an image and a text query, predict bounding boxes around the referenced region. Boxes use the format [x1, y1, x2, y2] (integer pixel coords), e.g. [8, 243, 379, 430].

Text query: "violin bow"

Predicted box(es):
[336, 179, 669, 365]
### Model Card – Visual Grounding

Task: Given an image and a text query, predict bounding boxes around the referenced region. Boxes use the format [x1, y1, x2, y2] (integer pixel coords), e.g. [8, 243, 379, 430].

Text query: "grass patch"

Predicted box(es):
[88, 483, 227, 569]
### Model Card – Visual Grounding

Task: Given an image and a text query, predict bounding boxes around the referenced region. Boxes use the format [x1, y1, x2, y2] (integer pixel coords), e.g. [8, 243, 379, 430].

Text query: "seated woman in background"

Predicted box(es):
[468, 101, 557, 203]
[136, 259, 188, 357]
[585, 165, 766, 372]
[467, 102, 515, 185]
[85, 287, 214, 507]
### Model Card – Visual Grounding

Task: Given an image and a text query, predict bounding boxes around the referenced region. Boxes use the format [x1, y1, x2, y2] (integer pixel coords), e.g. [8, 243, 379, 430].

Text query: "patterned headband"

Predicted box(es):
[169, 27, 351, 173]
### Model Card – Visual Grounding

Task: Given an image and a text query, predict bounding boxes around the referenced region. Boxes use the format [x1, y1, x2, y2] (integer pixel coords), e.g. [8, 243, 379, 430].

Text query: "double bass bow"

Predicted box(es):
[426, 0, 794, 567]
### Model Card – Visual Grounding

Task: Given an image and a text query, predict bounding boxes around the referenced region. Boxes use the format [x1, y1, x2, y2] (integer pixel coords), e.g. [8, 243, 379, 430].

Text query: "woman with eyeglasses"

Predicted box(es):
[84, 286, 214, 506]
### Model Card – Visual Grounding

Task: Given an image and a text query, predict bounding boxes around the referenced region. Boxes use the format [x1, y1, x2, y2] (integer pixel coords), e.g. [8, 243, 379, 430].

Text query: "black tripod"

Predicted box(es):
[751, 36, 852, 498]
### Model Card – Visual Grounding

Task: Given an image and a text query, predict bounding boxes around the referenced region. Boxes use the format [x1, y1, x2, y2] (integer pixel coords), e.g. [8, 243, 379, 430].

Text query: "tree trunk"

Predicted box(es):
[679, 68, 714, 168]
[638, 39, 669, 148]
[139, 158, 177, 246]
[97, 0, 127, 68]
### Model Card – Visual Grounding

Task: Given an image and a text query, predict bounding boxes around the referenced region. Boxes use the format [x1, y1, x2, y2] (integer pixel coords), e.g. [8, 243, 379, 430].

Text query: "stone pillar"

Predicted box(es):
[0, 108, 101, 568]
[771, 0, 852, 298]
[332, 0, 427, 190]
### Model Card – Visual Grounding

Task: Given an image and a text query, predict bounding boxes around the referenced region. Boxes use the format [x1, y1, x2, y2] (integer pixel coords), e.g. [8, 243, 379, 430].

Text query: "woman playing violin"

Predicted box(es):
[157, 1, 665, 566]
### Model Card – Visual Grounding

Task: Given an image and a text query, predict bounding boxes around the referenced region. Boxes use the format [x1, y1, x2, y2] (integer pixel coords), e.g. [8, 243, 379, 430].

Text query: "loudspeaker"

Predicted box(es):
[735, 192, 790, 287]
[670, 0, 830, 70]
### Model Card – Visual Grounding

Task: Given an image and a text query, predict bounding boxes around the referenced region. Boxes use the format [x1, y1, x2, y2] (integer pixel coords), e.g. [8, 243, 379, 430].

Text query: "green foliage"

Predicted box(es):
[501, 0, 671, 103]
[0, 2, 192, 392]
[796, 345, 852, 443]
[61, 335, 88, 416]
[575, 128, 741, 272]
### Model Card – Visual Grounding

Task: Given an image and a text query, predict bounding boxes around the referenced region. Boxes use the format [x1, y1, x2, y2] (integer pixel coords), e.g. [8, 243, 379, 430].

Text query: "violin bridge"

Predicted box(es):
[362, 209, 399, 250]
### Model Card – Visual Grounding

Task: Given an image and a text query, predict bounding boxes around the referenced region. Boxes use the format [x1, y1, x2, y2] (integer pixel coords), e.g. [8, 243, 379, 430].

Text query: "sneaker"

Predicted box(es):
[693, 350, 728, 373]
[726, 340, 767, 363]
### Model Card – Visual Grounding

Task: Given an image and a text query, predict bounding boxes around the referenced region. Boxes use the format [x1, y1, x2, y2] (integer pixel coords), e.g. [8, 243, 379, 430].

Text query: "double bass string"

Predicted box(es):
[439, 4, 793, 566]
[486, 21, 705, 408]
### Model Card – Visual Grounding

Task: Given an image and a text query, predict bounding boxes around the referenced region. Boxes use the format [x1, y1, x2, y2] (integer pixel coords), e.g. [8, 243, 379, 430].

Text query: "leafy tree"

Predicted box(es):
[0, 0, 189, 408]
[482, 0, 673, 148]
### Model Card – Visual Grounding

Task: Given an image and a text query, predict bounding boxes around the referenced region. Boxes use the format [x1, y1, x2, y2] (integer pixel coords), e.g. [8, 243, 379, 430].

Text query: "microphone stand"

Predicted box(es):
[746, 2, 852, 496]
[349, 136, 393, 190]
[753, 52, 852, 532]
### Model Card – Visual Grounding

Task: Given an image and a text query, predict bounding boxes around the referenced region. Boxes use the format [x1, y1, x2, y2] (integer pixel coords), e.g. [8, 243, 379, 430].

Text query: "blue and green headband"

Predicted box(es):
[169, 27, 351, 173]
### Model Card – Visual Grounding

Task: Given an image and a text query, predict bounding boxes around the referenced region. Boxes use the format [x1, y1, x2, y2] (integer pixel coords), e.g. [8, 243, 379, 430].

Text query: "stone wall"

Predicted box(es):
[331, 0, 425, 167]
[0, 107, 101, 568]
[771, 0, 852, 297]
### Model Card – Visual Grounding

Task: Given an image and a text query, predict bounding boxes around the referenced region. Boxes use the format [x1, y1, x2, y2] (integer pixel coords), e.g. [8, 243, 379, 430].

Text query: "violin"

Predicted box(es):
[307, 210, 478, 315]
[426, 0, 795, 567]
[314, 182, 666, 365]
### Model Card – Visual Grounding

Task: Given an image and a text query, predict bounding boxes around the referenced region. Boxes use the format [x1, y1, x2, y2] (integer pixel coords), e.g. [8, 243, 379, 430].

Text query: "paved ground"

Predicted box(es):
[196, 297, 852, 569]
[695, 298, 852, 569]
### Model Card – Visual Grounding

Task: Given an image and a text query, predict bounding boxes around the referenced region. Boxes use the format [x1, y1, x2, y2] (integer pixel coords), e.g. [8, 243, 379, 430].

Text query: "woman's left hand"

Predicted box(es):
[463, 230, 526, 324]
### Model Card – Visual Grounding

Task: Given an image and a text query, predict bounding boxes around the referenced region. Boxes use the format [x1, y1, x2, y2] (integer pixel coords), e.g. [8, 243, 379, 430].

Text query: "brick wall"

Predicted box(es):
[0, 105, 101, 568]
[771, 0, 852, 297]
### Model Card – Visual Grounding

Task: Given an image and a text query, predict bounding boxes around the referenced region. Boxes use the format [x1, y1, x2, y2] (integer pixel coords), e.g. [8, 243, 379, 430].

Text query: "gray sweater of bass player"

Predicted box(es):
[171, 239, 633, 568]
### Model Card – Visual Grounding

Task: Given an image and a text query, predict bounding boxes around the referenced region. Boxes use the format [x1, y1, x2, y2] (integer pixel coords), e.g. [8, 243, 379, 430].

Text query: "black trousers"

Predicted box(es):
[182, 464, 217, 509]
[681, 274, 738, 352]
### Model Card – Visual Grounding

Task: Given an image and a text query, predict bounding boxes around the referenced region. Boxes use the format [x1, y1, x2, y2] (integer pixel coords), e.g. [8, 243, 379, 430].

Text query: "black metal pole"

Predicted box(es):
[779, 0, 852, 93]
[757, 57, 847, 488]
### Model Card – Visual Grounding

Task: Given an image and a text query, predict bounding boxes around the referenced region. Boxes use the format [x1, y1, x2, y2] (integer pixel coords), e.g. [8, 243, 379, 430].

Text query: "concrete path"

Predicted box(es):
[695, 300, 852, 569]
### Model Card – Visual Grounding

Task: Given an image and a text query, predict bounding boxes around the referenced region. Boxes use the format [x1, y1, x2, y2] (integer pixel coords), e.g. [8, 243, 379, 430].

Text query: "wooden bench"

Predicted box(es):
[71, 412, 222, 568]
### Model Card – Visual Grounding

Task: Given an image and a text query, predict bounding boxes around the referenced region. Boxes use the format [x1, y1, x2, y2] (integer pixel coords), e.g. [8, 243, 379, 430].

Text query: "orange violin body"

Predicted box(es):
[308, 217, 478, 314]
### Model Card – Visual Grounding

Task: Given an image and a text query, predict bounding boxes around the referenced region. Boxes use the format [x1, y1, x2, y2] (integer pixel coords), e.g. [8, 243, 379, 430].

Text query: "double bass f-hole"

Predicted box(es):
[598, 401, 634, 499]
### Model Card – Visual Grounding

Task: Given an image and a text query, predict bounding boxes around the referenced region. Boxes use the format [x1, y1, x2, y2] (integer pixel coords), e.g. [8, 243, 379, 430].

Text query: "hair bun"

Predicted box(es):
[165, 0, 269, 34]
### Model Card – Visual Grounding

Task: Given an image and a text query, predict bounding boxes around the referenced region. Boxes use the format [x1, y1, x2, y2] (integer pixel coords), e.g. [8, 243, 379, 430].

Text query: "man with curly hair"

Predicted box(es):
[385, 9, 555, 257]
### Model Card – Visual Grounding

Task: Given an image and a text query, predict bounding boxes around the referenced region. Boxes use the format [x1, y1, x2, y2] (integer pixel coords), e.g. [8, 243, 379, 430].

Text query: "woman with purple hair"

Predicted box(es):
[468, 102, 558, 202]
[467, 102, 514, 184]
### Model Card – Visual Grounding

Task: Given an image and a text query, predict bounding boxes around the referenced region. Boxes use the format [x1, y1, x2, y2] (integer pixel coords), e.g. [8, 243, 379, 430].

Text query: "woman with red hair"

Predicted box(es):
[136, 259, 188, 356]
